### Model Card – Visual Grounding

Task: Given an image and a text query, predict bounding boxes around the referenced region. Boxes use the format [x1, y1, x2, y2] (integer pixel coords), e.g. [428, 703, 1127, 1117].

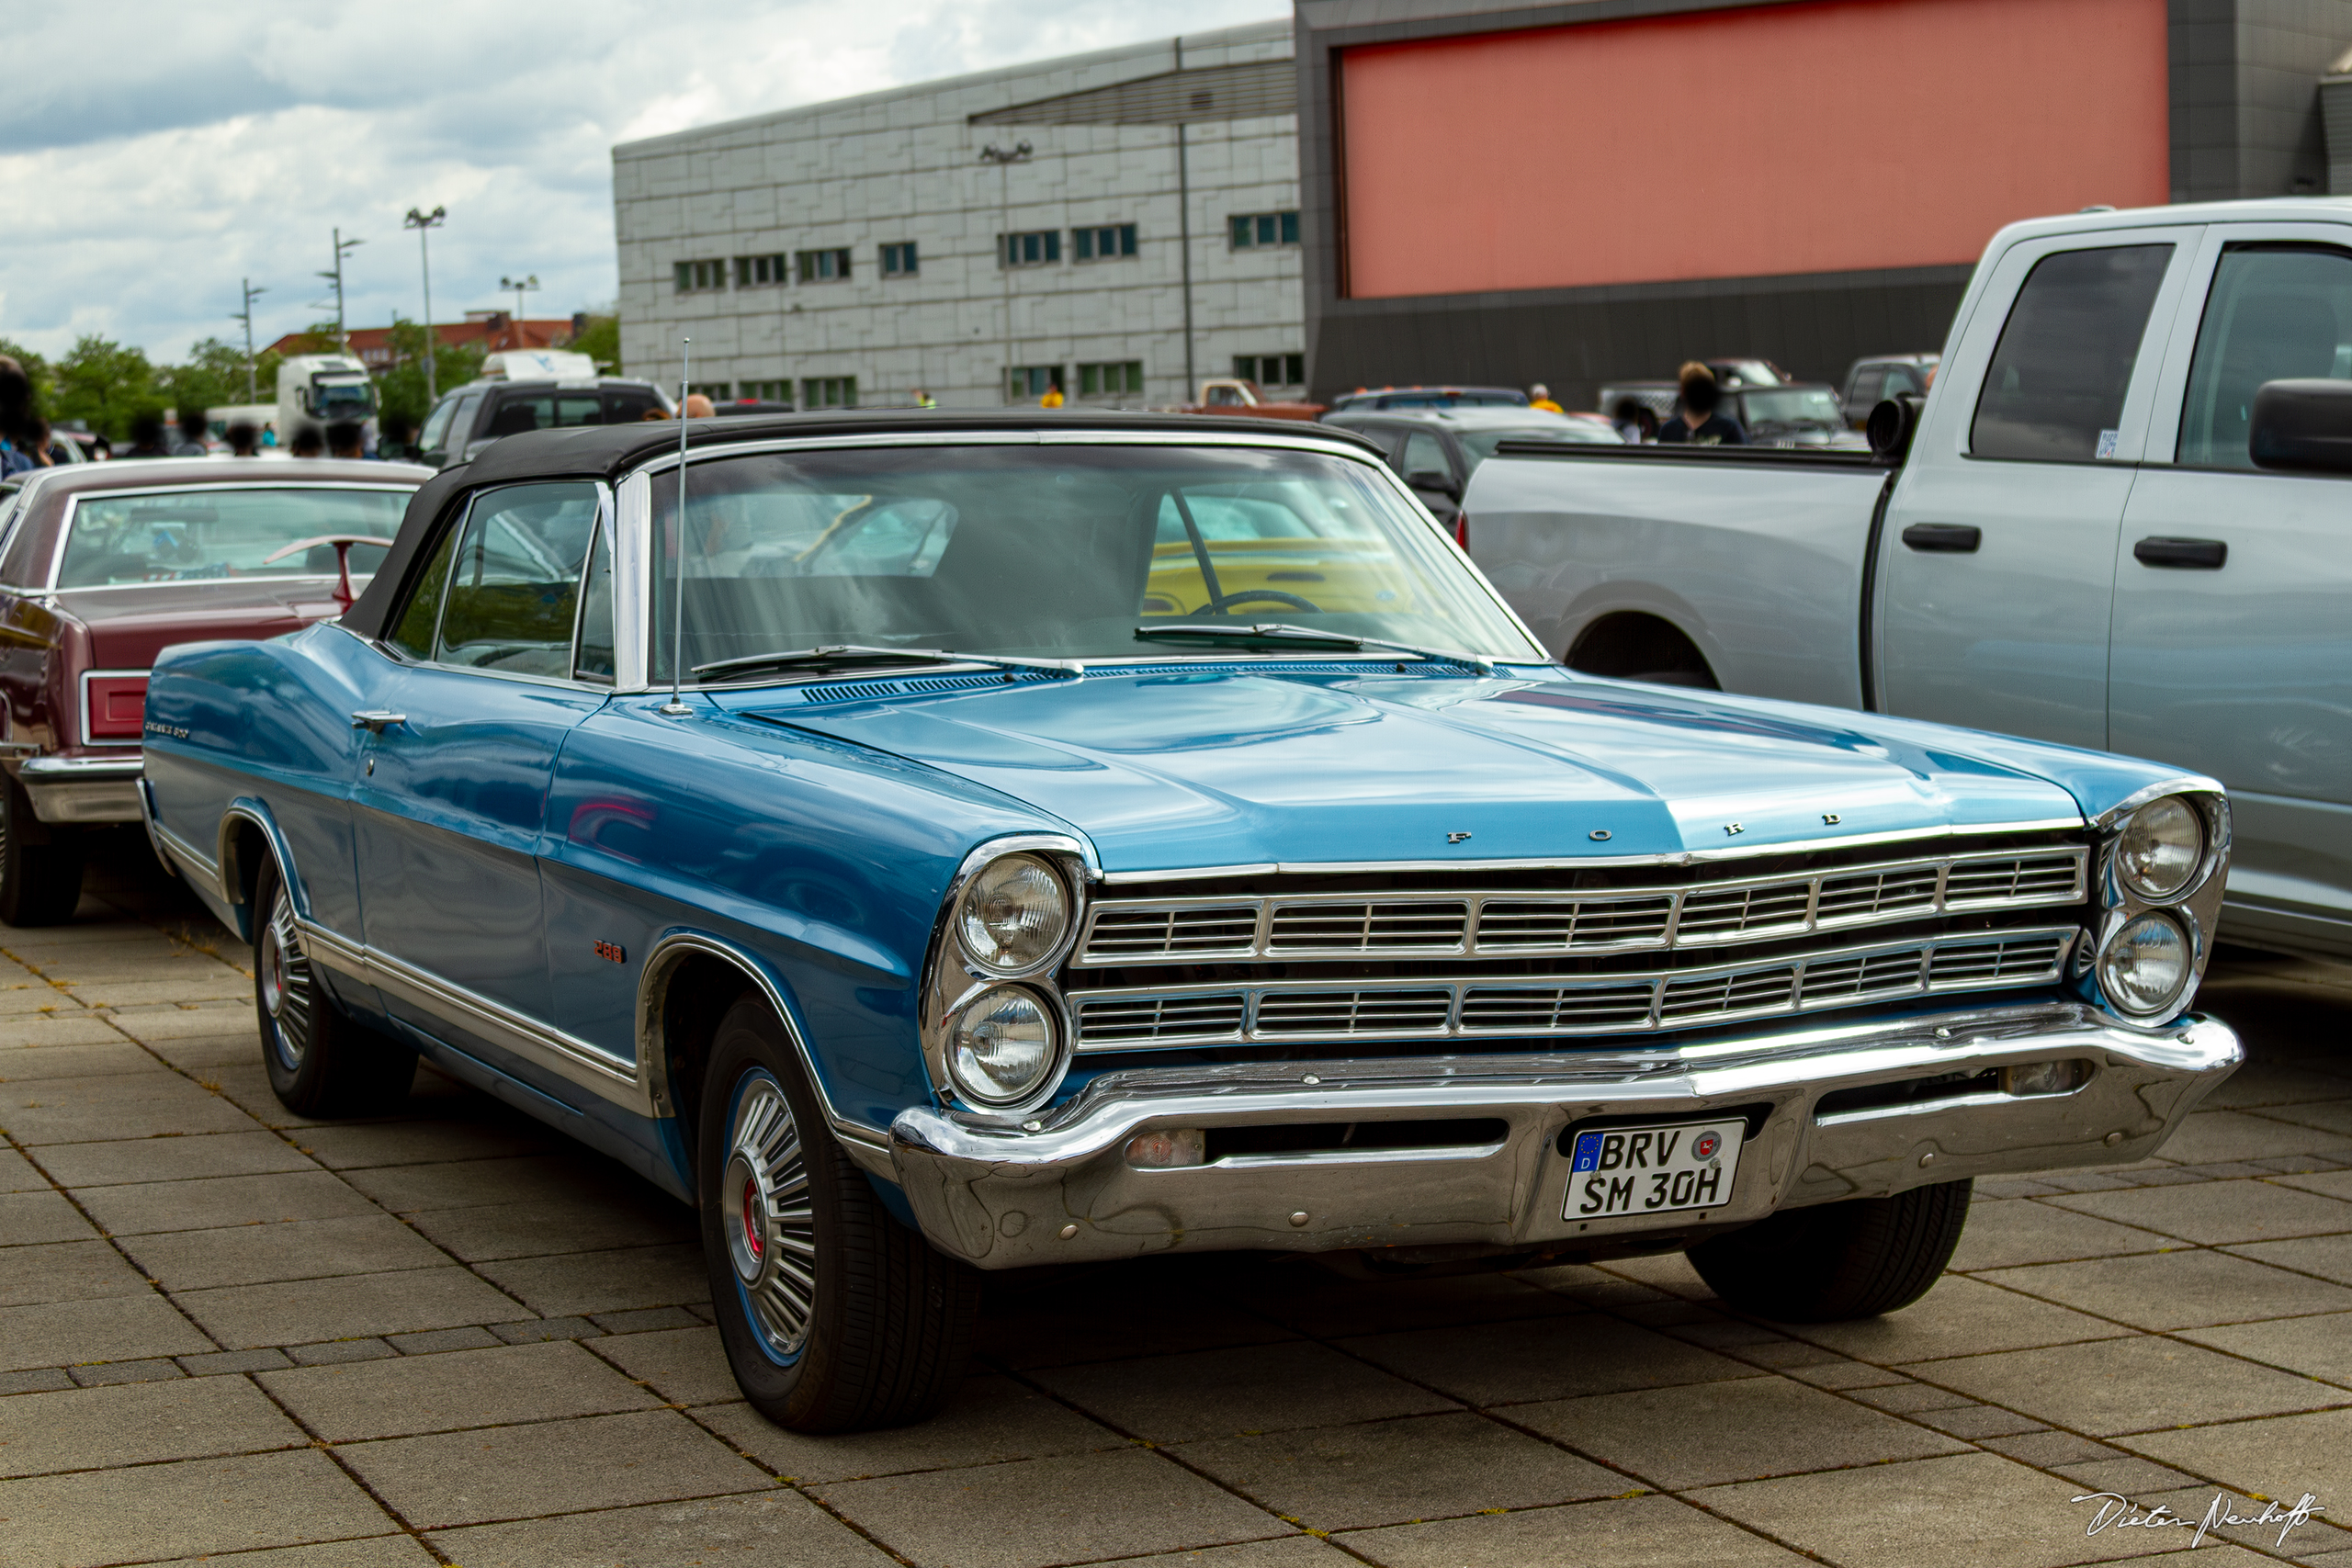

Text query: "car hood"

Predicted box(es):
[739, 670, 2098, 875]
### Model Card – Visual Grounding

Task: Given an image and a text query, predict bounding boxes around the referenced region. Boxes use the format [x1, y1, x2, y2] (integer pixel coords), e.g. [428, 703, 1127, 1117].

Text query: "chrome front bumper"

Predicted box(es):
[16, 755, 143, 823]
[888, 1001, 2241, 1269]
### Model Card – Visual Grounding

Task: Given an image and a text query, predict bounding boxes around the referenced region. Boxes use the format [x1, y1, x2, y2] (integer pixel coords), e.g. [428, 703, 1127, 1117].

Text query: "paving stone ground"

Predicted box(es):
[4, 836, 2351, 1567]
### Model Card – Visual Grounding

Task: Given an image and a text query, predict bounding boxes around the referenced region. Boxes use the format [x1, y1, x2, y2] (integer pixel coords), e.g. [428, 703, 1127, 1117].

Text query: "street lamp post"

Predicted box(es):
[318, 229, 363, 349]
[403, 206, 447, 400]
[498, 274, 541, 344]
[231, 279, 267, 404]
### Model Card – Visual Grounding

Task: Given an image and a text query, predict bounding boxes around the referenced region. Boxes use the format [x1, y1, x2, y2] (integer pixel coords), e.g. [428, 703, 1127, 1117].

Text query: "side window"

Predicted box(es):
[604, 390, 662, 423]
[1847, 368, 1884, 411]
[1970, 243, 2173, 462]
[437, 393, 483, 457]
[417, 396, 460, 456]
[387, 513, 462, 661]
[573, 513, 616, 682]
[435, 482, 601, 676]
[1399, 431, 1452, 481]
[481, 395, 604, 441]
[2177, 245, 2352, 469]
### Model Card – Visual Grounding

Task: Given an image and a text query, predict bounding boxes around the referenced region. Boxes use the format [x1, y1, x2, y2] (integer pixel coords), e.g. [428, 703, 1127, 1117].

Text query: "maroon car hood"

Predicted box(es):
[58, 581, 350, 670]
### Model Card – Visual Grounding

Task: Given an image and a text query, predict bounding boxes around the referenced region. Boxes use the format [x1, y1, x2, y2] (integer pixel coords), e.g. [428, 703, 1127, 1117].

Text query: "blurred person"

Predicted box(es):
[224, 421, 260, 457]
[0, 355, 44, 476]
[1611, 396, 1658, 445]
[326, 422, 365, 460]
[1658, 362, 1745, 446]
[173, 407, 210, 457]
[1039, 384, 1064, 408]
[912, 388, 936, 409]
[639, 406, 671, 421]
[288, 426, 325, 458]
[684, 393, 717, 418]
[376, 412, 414, 460]
[125, 411, 173, 458]
[1529, 383, 1563, 413]
[261, 423, 278, 448]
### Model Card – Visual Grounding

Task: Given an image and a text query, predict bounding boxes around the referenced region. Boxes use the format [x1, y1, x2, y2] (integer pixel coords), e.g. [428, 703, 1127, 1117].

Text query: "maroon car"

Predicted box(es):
[0, 458, 430, 923]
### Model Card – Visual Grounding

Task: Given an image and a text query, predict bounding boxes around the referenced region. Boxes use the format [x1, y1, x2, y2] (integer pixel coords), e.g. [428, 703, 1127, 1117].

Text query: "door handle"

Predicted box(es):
[350, 711, 406, 733]
[1900, 524, 1982, 553]
[2133, 536, 2227, 570]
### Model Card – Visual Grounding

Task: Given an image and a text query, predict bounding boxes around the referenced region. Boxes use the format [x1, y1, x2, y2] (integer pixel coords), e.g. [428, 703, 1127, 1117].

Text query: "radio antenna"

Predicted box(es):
[660, 337, 693, 716]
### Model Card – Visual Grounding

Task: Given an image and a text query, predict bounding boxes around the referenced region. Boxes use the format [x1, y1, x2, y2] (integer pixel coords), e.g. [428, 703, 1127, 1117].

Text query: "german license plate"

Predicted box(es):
[1564, 1119, 1743, 1220]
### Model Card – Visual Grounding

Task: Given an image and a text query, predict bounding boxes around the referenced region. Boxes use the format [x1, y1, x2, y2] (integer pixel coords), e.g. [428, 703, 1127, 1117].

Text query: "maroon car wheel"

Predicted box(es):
[0, 779, 84, 928]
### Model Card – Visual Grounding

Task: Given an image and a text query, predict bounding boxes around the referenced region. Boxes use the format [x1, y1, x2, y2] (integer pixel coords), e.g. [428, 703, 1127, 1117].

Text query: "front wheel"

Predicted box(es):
[1686, 1179, 1972, 1322]
[0, 779, 83, 927]
[254, 858, 415, 1117]
[699, 992, 978, 1433]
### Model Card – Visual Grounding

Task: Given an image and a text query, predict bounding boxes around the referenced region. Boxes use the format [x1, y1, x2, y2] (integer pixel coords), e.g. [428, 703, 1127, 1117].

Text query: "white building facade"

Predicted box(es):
[610, 22, 1304, 410]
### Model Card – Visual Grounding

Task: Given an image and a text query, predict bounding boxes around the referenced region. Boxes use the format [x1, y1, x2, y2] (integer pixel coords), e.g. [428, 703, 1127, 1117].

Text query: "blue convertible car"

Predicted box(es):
[137, 412, 2240, 1431]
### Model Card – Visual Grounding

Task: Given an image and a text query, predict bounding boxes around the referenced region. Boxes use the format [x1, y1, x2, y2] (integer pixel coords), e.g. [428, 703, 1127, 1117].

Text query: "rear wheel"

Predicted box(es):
[0, 779, 84, 927]
[699, 992, 978, 1432]
[1687, 1179, 1972, 1322]
[254, 858, 415, 1116]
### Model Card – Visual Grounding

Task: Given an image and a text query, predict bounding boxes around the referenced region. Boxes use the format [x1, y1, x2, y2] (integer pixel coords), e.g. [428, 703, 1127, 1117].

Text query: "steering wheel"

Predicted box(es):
[1202, 588, 1322, 614]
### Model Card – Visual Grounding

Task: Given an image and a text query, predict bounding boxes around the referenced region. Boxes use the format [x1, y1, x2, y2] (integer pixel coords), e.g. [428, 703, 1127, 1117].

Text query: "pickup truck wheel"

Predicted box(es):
[253, 859, 416, 1116]
[0, 781, 84, 928]
[699, 992, 978, 1433]
[1686, 1179, 1971, 1322]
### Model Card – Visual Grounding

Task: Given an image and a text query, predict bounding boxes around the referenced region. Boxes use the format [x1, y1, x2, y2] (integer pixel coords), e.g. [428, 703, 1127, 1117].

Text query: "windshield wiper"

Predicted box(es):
[1132, 623, 1494, 674]
[693, 645, 1082, 682]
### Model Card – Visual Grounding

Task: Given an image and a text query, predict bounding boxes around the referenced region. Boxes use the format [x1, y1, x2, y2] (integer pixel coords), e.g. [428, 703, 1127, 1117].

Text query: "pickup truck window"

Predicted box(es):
[1971, 244, 2172, 462]
[2177, 245, 2352, 469]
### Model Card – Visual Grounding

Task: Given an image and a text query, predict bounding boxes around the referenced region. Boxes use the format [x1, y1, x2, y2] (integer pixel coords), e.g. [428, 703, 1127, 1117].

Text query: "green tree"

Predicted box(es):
[163, 336, 267, 411]
[374, 317, 484, 431]
[51, 336, 160, 441]
[571, 313, 619, 373]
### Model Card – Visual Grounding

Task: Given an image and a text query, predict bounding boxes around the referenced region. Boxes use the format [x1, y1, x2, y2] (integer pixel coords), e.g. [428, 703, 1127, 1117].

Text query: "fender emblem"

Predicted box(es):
[1446, 831, 1473, 844]
[594, 941, 628, 964]
[1724, 822, 1744, 836]
[1822, 812, 1841, 825]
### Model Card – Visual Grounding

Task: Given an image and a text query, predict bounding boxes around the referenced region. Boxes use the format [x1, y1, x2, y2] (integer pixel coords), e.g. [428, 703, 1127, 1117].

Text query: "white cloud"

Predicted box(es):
[2, 0, 1289, 362]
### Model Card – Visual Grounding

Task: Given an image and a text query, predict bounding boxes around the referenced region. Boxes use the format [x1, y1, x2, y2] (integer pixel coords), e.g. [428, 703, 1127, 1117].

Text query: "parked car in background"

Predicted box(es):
[1727, 384, 1867, 449]
[1180, 379, 1326, 421]
[1841, 354, 1940, 426]
[1702, 357, 1792, 389]
[1324, 405, 1623, 528]
[1325, 386, 1530, 413]
[414, 375, 674, 469]
[1464, 198, 2352, 963]
[141, 408, 2238, 1434]
[0, 457, 430, 921]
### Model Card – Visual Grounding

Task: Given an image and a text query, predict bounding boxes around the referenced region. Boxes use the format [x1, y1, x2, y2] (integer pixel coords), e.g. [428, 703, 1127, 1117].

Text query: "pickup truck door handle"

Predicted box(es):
[1900, 524, 1982, 553]
[349, 711, 406, 733]
[2132, 536, 2227, 570]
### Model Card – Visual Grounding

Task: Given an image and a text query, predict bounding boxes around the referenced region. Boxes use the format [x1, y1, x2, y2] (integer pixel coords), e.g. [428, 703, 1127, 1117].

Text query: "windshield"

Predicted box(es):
[58, 487, 408, 588]
[1741, 389, 1844, 427]
[1456, 424, 1622, 464]
[650, 445, 1540, 679]
[313, 378, 376, 420]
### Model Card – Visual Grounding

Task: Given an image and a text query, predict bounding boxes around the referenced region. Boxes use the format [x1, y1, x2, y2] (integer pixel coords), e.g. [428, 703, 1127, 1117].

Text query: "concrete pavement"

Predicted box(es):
[4, 839, 2350, 1567]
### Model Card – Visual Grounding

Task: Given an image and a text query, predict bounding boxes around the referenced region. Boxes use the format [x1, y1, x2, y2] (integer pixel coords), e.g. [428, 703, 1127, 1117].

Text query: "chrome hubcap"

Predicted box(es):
[724, 1073, 816, 1359]
[259, 886, 312, 1070]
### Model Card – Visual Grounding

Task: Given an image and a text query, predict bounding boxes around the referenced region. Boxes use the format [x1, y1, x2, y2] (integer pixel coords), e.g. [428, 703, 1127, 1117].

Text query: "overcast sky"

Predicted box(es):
[2, 0, 1290, 366]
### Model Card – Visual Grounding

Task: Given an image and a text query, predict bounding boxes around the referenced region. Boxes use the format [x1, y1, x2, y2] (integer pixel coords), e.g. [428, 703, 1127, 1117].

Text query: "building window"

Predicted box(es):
[687, 382, 733, 401]
[740, 379, 791, 403]
[1001, 231, 1061, 268]
[803, 376, 857, 409]
[1073, 224, 1138, 262]
[1007, 365, 1064, 400]
[734, 254, 788, 288]
[673, 259, 728, 293]
[1076, 361, 1144, 398]
[880, 242, 919, 276]
[1229, 211, 1300, 249]
[1234, 354, 1306, 388]
[797, 248, 852, 284]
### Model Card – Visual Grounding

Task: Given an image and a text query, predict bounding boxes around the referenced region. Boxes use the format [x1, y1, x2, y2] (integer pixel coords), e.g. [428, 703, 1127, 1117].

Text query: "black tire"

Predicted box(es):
[699, 992, 978, 1433]
[1687, 1179, 1972, 1322]
[254, 858, 415, 1117]
[0, 779, 84, 928]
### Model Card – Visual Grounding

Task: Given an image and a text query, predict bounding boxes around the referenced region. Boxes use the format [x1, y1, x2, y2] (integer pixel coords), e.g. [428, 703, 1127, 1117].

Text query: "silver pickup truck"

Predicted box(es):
[1466, 199, 2352, 964]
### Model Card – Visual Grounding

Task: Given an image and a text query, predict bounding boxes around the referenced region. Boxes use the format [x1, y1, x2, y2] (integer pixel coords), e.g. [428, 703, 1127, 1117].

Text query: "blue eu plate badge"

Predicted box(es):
[1566, 1119, 1745, 1220]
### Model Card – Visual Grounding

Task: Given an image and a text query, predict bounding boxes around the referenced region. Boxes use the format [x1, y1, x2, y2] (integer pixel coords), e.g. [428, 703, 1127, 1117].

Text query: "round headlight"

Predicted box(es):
[945, 985, 1058, 1106]
[956, 853, 1069, 973]
[2098, 912, 2192, 1019]
[2116, 795, 2204, 901]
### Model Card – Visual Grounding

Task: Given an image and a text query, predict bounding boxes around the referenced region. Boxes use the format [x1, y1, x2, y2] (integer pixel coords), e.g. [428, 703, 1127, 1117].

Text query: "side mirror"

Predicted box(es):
[2250, 378, 2352, 472]
[1407, 468, 1460, 499]
[1866, 393, 1926, 465]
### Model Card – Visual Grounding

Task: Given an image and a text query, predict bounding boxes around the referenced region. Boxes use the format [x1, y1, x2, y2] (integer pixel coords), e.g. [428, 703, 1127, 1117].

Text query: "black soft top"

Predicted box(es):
[342, 410, 1374, 640]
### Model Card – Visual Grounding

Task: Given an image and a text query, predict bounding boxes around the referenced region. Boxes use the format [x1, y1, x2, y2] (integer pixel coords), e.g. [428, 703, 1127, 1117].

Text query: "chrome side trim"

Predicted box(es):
[20, 755, 143, 778]
[149, 815, 224, 902]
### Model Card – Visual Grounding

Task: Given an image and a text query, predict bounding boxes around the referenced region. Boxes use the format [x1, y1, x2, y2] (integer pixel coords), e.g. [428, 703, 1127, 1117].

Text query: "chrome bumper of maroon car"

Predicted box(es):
[16, 754, 144, 823]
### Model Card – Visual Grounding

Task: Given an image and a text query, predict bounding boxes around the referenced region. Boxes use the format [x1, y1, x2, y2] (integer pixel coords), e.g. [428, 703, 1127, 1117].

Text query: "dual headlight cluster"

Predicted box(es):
[938, 852, 1075, 1111]
[2094, 795, 2211, 1021]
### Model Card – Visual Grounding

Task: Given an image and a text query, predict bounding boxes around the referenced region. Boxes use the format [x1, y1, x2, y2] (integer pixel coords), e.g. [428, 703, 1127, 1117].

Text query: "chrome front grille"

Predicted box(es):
[1076, 846, 2086, 965]
[1067, 929, 2078, 1053]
